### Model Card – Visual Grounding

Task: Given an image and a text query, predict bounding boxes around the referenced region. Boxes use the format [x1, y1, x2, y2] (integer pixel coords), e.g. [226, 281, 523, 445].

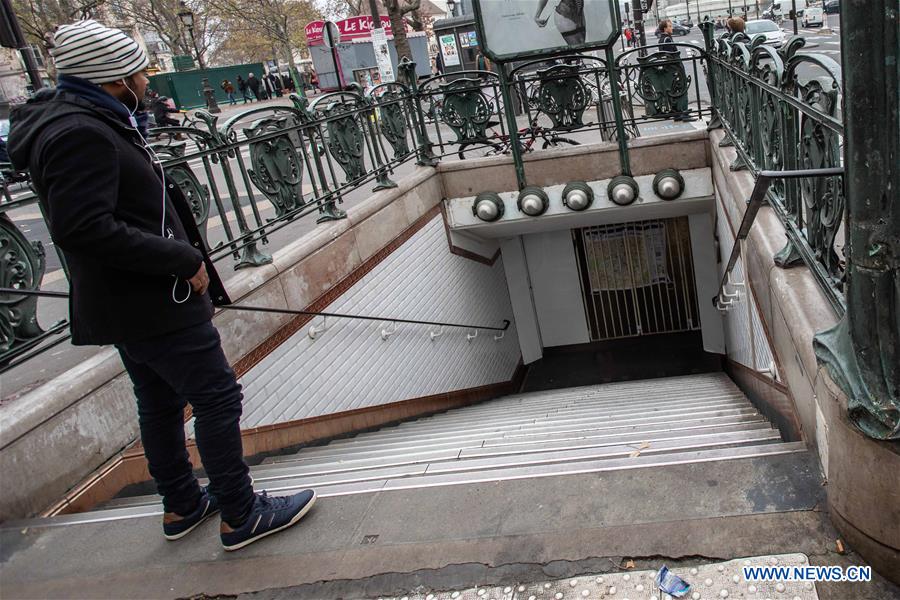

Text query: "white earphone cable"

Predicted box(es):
[121, 79, 190, 304]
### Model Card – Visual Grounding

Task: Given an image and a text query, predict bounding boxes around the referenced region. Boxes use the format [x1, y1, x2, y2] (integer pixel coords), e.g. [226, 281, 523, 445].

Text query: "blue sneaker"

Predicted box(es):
[163, 487, 220, 541]
[220, 490, 316, 551]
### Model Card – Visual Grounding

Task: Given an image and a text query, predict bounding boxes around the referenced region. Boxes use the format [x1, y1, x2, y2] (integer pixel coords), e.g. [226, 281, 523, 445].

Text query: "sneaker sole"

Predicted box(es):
[222, 491, 317, 552]
[164, 505, 220, 541]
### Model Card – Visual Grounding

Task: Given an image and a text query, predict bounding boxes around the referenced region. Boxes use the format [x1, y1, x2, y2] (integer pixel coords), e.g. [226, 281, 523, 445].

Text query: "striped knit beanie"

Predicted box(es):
[49, 20, 149, 84]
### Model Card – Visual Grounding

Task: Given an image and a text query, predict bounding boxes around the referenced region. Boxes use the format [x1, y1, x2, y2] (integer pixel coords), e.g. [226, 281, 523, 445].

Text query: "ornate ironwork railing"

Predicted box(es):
[1, 50, 711, 378]
[713, 167, 844, 312]
[702, 23, 846, 314]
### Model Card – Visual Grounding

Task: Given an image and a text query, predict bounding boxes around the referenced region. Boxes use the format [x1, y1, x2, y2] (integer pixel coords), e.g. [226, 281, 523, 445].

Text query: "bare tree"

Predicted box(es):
[318, 0, 365, 18]
[105, 0, 219, 68]
[382, 0, 419, 78]
[13, 0, 94, 56]
[208, 0, 320, 86]
[206, 14, 270, 65]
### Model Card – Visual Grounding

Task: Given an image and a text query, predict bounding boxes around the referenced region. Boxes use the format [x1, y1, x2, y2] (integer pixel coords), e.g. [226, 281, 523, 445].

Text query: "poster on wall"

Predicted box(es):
[371, 27, 395, 83]
[584, 223, 670, 291]
[474, 0, 618, 61]
[459, 30, 479, 47]
[439, 33, 461, 66]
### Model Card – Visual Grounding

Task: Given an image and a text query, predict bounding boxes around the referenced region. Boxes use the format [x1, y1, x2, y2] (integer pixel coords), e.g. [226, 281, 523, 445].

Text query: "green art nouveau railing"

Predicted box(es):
[1, 50, 712, 374]
[702, 23, 846, 315]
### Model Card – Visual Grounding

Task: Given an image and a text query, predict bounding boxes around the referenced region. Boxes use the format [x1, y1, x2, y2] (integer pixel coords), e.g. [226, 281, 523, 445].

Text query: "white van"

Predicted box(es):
[803, 7, 825, 26]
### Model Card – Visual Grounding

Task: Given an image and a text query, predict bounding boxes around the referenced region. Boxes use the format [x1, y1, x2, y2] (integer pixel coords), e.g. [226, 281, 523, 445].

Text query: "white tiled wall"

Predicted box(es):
[716, 202, 776, 372]
[235, 216, 521, 428]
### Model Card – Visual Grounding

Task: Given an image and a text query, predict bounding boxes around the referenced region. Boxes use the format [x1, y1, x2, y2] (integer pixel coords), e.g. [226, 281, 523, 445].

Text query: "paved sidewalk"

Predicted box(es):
[360, 554, 820, 600]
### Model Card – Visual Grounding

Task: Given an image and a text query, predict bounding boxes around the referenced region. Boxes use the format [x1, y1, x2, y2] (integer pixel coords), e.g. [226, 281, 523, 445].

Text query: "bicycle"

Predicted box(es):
[148, 110, 199, 143]
[457, 119, 580, 160]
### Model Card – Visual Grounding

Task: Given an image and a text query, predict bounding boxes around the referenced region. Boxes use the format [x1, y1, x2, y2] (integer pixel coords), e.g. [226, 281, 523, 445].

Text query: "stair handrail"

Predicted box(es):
[713, 167, 844, 310]
[0, 288, 511, 373]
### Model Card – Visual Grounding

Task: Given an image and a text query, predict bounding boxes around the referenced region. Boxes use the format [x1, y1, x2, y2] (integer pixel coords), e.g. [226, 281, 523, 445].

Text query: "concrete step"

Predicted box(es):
[29, 441, 805, 523]
[305, 392, 751, 443]
[274, 405, 762, 462]
[259, 420, 776, 473]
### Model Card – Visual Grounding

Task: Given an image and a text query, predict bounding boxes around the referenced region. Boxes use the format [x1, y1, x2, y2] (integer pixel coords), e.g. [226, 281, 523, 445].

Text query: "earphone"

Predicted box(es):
[121, 78, 191, 304]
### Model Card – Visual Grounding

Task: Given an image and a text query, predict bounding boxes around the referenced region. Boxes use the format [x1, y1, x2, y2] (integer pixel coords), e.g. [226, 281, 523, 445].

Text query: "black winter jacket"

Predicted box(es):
[8, 89, 229, 345]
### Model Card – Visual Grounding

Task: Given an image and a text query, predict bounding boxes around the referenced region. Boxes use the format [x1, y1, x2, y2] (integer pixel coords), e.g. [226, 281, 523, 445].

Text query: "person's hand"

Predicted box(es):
[536, 16, 549, 27]
[188, 262, 209, 295]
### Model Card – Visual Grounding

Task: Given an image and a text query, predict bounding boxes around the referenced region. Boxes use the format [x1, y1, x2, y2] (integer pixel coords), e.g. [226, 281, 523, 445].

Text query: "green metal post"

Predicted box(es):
[497, 64, 527, 190]
[813, 0, 900, 440]
[604, 46, 632, 177]
[166, 74, 182, 111]
[699, 22, 722, 130]
[401, 59, 438, 167]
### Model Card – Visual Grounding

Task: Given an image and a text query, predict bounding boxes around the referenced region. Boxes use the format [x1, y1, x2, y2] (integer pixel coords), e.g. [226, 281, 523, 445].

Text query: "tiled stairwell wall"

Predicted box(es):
[235, 217, 521, 428]
[715, 201, 777, 373]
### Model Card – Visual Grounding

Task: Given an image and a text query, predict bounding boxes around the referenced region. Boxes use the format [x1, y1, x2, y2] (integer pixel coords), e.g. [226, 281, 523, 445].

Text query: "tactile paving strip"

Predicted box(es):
[370, 553, 819, 600]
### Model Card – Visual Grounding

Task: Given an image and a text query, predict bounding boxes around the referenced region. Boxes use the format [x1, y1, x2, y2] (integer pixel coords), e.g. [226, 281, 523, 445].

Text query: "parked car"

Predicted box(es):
[802, 6, 824, 26]
[744, 19, 786, 47]
[671, 22, 692, 36]
[824, 0, 839, 14]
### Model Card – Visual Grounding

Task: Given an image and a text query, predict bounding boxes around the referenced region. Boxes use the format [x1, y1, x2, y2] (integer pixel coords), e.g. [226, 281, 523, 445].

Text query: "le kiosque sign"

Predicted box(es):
[306, 16, 408, 45]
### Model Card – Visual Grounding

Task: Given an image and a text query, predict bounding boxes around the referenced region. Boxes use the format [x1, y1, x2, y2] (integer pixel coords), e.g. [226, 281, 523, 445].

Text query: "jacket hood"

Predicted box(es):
[7, 89, 130, 171]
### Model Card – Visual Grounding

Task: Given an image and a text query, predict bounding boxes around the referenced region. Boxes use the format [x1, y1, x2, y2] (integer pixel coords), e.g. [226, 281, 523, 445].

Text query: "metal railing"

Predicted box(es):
[1, 50, 709, 376]
[702, 23, 846, 314]
[713, 167, 845, 313]
[0, 287, 510, 375]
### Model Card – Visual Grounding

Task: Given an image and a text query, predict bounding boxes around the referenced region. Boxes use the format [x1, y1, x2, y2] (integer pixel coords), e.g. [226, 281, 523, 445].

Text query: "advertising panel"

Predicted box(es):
[439, 33, 461, 66]
[474, 0, 618, 61]
[371, 27, 396, 83]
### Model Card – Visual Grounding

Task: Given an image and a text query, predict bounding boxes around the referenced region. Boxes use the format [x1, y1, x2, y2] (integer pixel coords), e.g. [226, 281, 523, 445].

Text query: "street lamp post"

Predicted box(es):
[446, 0, 457, 17]
[0, 0, 43, 92]
[177, 2, 205, 70]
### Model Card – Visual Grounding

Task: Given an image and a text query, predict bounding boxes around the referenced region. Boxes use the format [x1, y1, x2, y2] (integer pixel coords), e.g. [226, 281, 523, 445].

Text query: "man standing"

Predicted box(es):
[267, 72, 283, 97]
[247, 72, 262, 101]
[655, 20, 696, 122]
[475, 50, 492, 73]
[236, 75, 252, 103]
[7, 20, 316, 551]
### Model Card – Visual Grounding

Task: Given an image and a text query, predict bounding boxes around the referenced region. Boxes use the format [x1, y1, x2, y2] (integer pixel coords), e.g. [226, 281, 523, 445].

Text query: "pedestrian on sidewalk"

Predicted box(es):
[726, 16, 745, 35]
[150, 95, 179, 128]
[247, 72, 262, 101]
[656, 19, 695, 122]
[267, 72, 283, 97]
[221, 79, 237, 105]
[7, 19, 316, 552]
[475, 50, 492, 73]
[236, 75, 252, 103]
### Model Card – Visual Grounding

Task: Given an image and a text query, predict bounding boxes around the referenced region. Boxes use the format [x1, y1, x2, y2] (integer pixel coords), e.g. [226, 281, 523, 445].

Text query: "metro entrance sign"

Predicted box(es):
[305, 16, 395, 46]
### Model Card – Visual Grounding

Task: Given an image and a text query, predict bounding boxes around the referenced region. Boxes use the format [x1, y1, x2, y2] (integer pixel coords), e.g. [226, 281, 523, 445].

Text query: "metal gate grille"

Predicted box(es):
[573, 217, 701, 341]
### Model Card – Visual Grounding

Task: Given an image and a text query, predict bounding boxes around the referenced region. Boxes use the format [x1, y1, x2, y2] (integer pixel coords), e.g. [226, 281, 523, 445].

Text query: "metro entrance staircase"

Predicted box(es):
[3, 372, 840, 599]
[80, 373, 802, 518]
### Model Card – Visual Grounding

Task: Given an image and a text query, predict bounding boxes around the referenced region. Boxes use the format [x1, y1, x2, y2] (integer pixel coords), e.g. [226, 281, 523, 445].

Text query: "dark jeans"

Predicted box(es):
[117, 321, 255, 525]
